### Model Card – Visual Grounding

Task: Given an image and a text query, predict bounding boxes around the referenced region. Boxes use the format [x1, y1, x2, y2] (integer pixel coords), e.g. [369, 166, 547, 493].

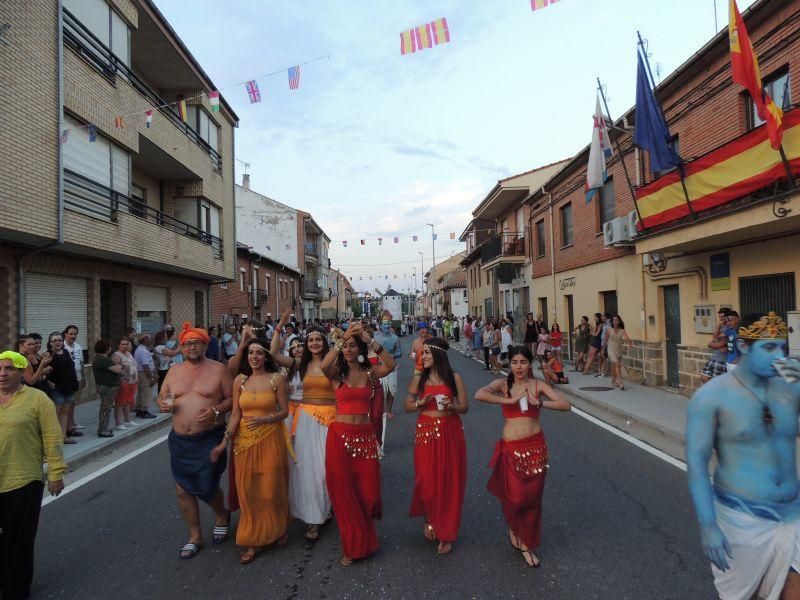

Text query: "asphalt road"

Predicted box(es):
[33, 343, 715, 600]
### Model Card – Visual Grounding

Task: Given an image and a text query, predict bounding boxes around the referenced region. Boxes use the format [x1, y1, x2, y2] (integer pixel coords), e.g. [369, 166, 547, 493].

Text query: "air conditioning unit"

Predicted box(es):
[627, 210, 639, 238]
[603, 216, 631, 245]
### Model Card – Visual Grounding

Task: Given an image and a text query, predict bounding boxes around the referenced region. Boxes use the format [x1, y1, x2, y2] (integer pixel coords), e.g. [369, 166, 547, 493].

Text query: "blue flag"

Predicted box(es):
[634, 51, 682, 173]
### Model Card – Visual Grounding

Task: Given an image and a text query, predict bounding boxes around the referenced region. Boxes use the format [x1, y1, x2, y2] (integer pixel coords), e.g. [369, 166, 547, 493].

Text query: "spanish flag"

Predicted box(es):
[177, 99, 188, 124]
[729, 0, 783, 149]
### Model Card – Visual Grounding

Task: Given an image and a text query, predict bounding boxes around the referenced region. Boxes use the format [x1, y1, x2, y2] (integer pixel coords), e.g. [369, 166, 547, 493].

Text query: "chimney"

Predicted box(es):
[242, 173, 250, 190]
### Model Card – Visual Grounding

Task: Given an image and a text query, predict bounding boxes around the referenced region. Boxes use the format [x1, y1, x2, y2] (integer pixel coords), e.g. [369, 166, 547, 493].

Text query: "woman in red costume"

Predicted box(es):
[475, 345, 570, 568]
[405, 337, 468, 555]
[321, 321, 395, 566]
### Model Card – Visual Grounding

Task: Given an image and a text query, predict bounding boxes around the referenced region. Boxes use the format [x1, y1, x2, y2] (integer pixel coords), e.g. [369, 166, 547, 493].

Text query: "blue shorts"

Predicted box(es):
[52, 390, 76, 406]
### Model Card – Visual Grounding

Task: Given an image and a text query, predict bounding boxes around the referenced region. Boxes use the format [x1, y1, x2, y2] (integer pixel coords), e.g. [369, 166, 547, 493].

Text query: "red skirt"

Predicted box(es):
[325, 422, 381, 559]
[409, 413, 466, 542]
[115, 382, 137, 407]
[487, 432, 549, 550]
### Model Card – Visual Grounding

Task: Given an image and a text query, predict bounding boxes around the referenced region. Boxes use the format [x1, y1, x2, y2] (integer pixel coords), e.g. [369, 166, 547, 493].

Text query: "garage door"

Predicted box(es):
[26, 273, 88, 348]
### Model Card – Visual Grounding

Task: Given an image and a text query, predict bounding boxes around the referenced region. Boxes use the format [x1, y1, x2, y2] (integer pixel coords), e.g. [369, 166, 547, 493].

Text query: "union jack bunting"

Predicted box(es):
[288, 66, 301, 90]
[245, 80, 262, 103]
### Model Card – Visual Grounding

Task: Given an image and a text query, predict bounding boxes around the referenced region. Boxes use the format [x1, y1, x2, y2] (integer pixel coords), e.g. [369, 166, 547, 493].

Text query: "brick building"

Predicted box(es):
[210, 244, 300, 328]
[0, 0, 238, 358]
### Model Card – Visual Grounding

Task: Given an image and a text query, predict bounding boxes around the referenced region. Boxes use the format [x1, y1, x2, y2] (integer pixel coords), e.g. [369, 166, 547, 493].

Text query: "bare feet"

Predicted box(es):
[340, 555, 353, 566]
[239, 547, 257, 565]
[437, 541, 453, 554]
[305, 525, 320, 542]
[424, 520, 436, 542]
[509, 529, 521, 549]
[276, 532, 289, 547]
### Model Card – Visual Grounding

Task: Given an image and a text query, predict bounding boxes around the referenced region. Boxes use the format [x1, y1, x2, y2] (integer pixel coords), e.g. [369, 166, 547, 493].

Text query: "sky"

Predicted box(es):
[154, 0, 756, 293]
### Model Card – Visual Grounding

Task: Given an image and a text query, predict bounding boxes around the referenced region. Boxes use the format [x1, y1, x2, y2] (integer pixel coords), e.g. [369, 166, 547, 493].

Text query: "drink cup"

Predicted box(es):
[411, 352, 416, 360]
[519, 394, 529, 412]
[435, 394, 447, 410]
[775, 358, 800, 384]
[165, 392, 174, 407]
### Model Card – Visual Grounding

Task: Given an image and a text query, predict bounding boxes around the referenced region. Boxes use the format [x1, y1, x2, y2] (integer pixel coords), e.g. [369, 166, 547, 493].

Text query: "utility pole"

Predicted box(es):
[426, 223, 436, 316]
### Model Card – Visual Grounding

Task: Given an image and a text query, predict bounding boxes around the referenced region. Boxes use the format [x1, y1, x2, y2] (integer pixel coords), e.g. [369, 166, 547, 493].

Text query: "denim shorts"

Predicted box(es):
[52, 390, 76, 406]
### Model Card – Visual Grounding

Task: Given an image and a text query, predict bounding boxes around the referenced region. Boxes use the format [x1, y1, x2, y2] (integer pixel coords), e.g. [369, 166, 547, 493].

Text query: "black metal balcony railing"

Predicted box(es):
[260, 290, 271, 302]
[304, 281, 322, 297]
[64, 169, 223, 259]
[480, 232, 525, 263]
[63, 8, 222, 172]
[252, 288, 262, 307]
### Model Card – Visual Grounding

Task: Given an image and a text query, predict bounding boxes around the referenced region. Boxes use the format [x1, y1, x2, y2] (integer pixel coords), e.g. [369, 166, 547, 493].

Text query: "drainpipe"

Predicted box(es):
[17, 0, 65, 334]
[644, 266, 709, 300]
[545, 186, 556, 324]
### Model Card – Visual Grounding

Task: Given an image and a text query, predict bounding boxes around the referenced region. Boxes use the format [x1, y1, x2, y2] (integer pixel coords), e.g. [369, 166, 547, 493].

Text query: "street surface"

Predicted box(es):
[34, 344, 715, 599]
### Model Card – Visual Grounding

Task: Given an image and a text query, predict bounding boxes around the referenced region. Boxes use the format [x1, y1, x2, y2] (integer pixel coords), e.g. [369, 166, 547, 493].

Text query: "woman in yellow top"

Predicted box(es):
[270, 309, 336, 542]
[212, 337, 289, 565]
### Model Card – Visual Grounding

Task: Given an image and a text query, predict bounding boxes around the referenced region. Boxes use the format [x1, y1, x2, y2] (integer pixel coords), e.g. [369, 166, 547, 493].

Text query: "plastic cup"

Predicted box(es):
[519, 395, 529, 412]
[435, 394, 447, 410]
[165, 392, 174, 407]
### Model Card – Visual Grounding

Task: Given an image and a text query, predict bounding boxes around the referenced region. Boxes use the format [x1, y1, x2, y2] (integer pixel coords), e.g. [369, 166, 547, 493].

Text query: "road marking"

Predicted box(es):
[571, 406, 687, 471]
[42, 434, 168, 507]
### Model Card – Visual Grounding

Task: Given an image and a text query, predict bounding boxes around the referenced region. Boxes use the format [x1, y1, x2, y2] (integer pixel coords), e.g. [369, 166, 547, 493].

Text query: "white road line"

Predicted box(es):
[42, 434, 168, 507]
[571, 407, 687, 472]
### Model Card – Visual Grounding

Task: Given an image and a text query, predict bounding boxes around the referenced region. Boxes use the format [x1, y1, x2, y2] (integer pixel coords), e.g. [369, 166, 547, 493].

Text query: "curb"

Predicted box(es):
[456, 347, 686, 461]
[66, 416, 172, 472]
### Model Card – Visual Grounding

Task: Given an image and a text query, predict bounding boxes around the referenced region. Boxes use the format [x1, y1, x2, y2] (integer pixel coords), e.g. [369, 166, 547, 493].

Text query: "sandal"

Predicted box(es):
[63, 438, 77, 444]
[179, 542, 201, 559]
[212, 513, 231, 544]
[437, 541, 454, 555]
[239, 549, 257, 565]
[340, 555, 353, 566]
[519, 548, 541, 568]
[305, 525, 320, 542]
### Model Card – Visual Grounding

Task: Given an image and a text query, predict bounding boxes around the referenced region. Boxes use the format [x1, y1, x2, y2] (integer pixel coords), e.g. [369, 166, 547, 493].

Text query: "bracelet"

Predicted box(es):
[224, 430, 233, 439]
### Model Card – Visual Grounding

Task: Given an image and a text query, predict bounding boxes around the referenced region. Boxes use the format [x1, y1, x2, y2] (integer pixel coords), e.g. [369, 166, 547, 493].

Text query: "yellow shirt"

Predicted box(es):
[0, 385, 67, 493]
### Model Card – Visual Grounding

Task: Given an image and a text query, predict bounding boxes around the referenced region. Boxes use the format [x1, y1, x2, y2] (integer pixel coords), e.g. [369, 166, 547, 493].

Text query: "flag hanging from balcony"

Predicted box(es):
[177, 99, 188, 123]
[145, 110, 153, 128]
[634, 50, 682, 173]
[88, 124, 97, 143]
[59, 129, 70, 144]
[288, 66, 301, 90]
[208, 91, 220, 112]
[729, 0, 783, 149]
[531, 0, 558, 11]
[114, 116, 124, 129]
[245, 80, 262, 103]
[585, 96, 612, 203]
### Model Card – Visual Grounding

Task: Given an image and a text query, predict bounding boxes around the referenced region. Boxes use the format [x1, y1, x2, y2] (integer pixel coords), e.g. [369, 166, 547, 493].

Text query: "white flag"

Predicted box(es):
[586, 95, 612, 203]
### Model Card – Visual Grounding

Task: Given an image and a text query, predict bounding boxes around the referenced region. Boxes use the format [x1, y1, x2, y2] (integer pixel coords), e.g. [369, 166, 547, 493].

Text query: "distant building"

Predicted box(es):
[380, 288, 403, 320]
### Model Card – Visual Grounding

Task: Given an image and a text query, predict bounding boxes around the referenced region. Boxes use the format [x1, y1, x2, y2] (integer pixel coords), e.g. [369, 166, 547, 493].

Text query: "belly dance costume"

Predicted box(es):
[487, 383, 549, 551]
[325, 380, 381, 560]
[289, 374, 336, 526]
[409, 384, 466, 543]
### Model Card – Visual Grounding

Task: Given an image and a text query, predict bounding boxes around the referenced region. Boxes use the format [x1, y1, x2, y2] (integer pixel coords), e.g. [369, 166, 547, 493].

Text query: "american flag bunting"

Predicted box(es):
[288, 66, 301, 90]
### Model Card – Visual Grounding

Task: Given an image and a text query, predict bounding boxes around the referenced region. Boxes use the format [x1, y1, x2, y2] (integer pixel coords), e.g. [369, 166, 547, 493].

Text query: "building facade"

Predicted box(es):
[298, 213, 330, 320]
[0, 0, 238, 357]
[320, 269, 354, 320]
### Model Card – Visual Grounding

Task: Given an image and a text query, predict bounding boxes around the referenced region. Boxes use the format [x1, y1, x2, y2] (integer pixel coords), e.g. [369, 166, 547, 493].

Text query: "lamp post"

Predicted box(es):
[426, 223, 436, 317]
[417, 251, 424, 315]
[412, 266, 417, 316]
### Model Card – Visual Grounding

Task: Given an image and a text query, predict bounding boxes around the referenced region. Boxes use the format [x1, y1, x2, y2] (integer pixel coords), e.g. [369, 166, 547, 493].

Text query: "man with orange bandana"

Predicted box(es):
[158, 322, 233, 559]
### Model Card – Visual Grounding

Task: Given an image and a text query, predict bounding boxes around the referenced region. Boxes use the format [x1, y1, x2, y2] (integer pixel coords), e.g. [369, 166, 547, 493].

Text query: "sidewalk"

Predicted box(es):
[452, 340, 688, 460]
[64, 399, 172, 471]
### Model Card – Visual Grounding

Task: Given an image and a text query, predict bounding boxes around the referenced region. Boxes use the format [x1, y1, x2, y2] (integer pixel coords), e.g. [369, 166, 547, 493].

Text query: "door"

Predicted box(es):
[565, 295, 575, 362]
[663, 285, 681, 388]
[100, 280, 129, 341]
[602, 290, 618, 316]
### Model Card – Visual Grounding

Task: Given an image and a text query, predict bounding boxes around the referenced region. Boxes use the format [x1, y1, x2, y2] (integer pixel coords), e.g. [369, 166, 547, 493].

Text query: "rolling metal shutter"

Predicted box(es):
[26, 273, 88, 348]
[135, 286, 168, 312]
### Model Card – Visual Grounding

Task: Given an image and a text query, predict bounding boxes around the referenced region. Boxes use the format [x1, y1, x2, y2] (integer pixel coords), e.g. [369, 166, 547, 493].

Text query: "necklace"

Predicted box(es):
[732, 371, 774, 429]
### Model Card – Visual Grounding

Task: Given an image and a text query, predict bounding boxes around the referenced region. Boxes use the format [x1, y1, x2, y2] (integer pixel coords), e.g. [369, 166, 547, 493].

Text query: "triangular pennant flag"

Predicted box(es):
[393, 237, 399, 244]
[412, 235, 418, 242]
[342, 240, 348, 247]
[145, 110, 153, 128]
[114, 116, 124, 129]
[378, 238, 383, 245]
[208, 91, 220, 112]
[449, 232, 455, 239]
[88, 124, 97, 143]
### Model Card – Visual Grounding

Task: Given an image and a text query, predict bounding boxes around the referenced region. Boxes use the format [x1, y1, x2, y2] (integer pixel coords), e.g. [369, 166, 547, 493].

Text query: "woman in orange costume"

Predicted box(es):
[405, 337, 468, 555]
[212, 337, 290, 565]
[321, 321, 395, 566]
[475, 345, 571, 568]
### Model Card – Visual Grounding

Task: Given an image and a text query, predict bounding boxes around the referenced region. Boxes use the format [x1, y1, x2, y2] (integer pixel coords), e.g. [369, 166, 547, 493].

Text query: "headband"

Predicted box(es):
[423, 342, 447, 353]
[0, 350, 29, 369]
[247, 343, 268, 352]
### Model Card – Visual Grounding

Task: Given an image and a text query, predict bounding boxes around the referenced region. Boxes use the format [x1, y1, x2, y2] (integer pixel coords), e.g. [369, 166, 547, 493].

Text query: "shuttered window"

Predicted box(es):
[739, 273, 796, 322]
[135, 286, 168, 312]
[26, 274, 88, 348]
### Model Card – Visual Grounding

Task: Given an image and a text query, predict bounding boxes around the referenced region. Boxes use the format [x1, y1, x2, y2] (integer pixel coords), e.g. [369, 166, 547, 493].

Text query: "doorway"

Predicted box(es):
[602, 290, 618, 317]
[663, 285, 681, 388]
[100, 280, 129, 341]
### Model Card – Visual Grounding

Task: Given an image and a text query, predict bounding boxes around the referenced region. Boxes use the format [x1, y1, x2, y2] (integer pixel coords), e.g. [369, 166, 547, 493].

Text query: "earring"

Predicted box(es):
[357, 354, 365, 364]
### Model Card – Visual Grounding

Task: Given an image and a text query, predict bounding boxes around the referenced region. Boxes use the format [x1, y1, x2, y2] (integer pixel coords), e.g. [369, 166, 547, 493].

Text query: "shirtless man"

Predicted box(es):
[409, 322, 431, 376]
[158, 323, 233, 559]
[686, 312, 800, 599]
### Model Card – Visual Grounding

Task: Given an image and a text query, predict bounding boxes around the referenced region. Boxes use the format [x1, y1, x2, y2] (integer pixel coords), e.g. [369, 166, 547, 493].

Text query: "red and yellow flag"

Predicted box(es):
[177, 99, 188, 123]
[729, 0, 783, 149]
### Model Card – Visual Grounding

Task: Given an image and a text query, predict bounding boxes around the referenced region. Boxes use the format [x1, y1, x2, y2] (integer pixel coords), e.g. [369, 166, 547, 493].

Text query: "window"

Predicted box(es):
[173, 197, 220, 242]
[265, 275, 270, 296]
[64, 0, 130, 66]
[186, 106, 219, 151]
[751, 70, 790, 128]
[219, 282, 228, 290]
[560, 203, 573, 247]
[130, 184, 145, 218]
[535, 220, 546, 257]
[599, 177, 615, 230]
[239, 270, 245, 292]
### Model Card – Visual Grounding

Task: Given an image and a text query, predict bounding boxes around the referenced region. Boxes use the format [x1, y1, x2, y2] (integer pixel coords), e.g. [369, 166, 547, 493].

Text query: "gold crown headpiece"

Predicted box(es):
[738, 312, 788, 340]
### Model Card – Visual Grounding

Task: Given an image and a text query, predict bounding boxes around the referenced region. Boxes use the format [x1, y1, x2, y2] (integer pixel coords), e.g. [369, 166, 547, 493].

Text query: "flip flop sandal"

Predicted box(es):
[340, 555, 353, 566]
[305, 526, 320, 542]
[212, 519, 230, 544]
[519, 548, 541, 568]
[179, 543, 201, 559]
[239, 550, 257, 565]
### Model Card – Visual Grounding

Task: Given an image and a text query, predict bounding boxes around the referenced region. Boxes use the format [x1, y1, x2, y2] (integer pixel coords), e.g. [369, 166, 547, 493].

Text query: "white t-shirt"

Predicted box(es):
[501, 326, 513, 350]
[64, 341, 84, 382]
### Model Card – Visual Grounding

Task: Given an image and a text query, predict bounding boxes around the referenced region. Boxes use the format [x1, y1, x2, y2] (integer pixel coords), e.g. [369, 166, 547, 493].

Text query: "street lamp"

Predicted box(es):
[412, 266, 417, 316]
[417, 251, 424, 314]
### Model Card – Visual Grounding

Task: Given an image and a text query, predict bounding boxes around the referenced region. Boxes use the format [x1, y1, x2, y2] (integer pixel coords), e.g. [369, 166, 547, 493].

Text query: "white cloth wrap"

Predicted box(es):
[712, 500, 800, 600]
[380, 370, 398, 398]
[288, 408, 331, 525]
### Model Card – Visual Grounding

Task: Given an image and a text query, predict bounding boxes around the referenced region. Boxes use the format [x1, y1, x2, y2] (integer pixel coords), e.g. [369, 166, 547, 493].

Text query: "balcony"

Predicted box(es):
[305, 240, 319, 260]
[63, 8, 222, 171]
[303, 281, 322, 299]
[252, 288, 262, 307]
[480, 232, 526, 270]
[64, 168, 223, 260]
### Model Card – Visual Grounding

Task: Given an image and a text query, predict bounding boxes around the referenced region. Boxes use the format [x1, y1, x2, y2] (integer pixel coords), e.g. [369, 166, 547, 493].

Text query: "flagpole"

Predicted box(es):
[636, 31, 696, 221]
[596, 77, 643, 225]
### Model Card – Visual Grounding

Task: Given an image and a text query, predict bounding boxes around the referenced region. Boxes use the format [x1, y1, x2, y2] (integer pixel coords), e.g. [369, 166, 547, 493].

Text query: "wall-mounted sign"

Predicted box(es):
[710, 253, 730, 291]
[559, 277, 576, 291]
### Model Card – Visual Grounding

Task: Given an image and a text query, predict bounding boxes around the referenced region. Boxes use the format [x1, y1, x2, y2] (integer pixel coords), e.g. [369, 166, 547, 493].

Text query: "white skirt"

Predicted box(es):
[289, 408, 331, 525]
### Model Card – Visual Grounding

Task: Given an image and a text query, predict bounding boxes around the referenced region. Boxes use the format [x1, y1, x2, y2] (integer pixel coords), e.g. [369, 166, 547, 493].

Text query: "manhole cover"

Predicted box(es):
[579, 386, 615, 392]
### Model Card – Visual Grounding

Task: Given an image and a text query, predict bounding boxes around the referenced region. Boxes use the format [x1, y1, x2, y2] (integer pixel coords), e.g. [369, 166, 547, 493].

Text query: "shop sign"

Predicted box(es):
[559, 277, 576, 291]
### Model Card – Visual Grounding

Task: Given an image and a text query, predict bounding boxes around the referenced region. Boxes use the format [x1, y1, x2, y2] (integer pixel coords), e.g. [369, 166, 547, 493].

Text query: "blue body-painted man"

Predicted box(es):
[686, 312, 800, 599]
[374, 320, 403, 417]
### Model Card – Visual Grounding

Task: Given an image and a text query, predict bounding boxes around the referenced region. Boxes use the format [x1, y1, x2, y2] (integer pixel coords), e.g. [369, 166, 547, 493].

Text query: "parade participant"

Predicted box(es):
[405, 337, 468, 555]
[211, 338, 289, 565]
[321, 321, 396, 566]
[157, 322, 233, 559]
[284, 338, 305, 435]
[0, 351, 66, 600]
[410, 322, 431, 376]
[374, 319, 403, 418]
[270, 310, 336, 542]
[475, 345, 571, 568]
[686, 312, 800, 599]
[581, 314, 604, 376]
